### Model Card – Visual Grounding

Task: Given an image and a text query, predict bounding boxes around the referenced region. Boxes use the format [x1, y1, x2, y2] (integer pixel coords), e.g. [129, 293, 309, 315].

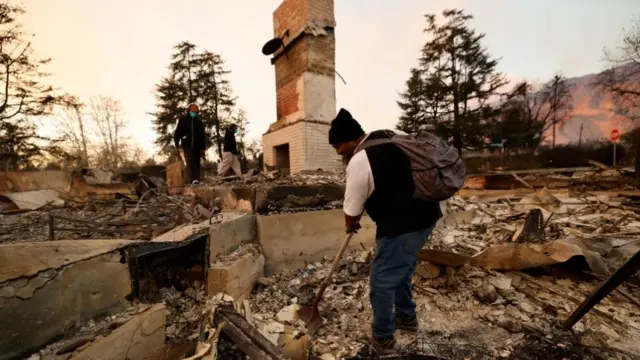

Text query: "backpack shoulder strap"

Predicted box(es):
[354, 130, 397, 154]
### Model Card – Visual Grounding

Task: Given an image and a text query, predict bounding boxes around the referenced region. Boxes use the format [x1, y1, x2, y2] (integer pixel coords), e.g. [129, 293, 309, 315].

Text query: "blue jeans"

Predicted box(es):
[369, 226, 433, 338]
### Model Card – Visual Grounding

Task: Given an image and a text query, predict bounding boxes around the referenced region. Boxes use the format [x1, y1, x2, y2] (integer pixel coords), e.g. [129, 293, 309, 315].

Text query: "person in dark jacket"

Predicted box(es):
[328, 108, 442, 355]
[174, 104, 206, 184]
[218, 124, 242, 176]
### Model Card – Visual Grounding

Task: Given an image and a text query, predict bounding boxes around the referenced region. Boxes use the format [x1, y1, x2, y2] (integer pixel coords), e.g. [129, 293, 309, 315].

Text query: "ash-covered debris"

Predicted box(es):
[29, 302, 153, 359]
[0, 191, 221, 244]
[429, 190, 640, 274]
[204, 169, 346, 188]
[30, 284, 207, 359]
[247, 189, 640, 359]
[151, 286, 206, 345]
[265, 197, 344, 214]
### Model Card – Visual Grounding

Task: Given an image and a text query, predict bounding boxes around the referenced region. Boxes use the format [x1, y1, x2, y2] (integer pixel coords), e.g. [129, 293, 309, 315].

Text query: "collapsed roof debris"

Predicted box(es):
[205, 169, 346, 188]
[242, 188, 640, 359]
[8, 164, 640, 360]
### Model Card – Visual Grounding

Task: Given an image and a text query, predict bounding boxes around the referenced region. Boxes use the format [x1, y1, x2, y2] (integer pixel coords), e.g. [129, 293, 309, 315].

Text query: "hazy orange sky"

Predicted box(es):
[22, 0, 638, 157]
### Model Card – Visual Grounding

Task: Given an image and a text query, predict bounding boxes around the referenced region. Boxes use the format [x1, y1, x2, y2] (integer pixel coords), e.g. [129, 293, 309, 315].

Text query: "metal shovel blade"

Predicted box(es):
[298, 304, 323, 336]
[297, 233, 354, 337]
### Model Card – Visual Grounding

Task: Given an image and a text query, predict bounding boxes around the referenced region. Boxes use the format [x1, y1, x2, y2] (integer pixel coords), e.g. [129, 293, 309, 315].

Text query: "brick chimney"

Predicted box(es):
[262, 0, 342, 174]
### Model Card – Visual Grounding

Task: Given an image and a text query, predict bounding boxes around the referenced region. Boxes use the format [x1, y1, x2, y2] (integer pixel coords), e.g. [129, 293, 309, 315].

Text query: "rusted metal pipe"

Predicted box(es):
[563, 250, 640, 330]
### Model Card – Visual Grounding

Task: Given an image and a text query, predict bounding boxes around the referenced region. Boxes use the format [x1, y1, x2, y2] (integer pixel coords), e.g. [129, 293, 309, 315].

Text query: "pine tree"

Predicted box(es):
[152, 43, 236, 157]
[400, 9, 508, 152]
[397, 68, 425, 133]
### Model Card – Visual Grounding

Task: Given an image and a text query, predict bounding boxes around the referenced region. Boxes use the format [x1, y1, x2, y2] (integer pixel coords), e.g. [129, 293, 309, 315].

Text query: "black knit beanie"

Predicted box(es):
[328, 108, 365, 145]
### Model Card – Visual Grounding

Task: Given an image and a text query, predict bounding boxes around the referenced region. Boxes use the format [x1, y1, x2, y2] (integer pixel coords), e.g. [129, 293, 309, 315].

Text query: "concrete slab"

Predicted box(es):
[0, 240, 137, 283]
[208, 252, 265, 300]
[150, 220, 211, 243]
[256, 209, 376, 275]
[0, 170, 71, 193]
[151, 212, 244, 243]
[0, 189, 65, 210]
[209, 213, 256, 261]
[0, 245, 133, 359]
[70, 304, 167, 360]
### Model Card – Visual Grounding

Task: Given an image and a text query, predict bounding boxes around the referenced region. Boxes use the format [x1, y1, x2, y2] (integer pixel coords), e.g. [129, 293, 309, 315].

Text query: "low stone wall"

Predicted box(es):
[209, 213, 256, 261]
[71, 304, 167, 360]
[207, 251, 265, 300]
[256, 209, 376, 275]
[0, 204, 377, 357]
[0, 240, 136, 360]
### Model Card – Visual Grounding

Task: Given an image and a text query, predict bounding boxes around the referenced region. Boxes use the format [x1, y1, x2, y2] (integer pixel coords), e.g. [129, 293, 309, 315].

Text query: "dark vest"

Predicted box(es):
[362, 130, 442, 238]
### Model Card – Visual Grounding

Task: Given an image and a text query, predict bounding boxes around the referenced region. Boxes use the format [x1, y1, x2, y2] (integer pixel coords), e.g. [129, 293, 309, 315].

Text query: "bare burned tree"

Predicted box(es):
[56, 96, 90, 166]
[91, 96, 126, 169]
[594, 15, 640, 177]
[545, 74, 573, 148]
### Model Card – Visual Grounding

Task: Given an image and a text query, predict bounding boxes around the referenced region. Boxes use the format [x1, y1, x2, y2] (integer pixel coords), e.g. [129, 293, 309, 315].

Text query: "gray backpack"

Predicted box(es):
[354, 130, 466, 201]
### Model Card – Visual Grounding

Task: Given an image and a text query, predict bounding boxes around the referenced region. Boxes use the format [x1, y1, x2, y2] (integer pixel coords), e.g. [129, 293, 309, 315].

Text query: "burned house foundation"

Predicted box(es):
[2, 169, 640, 360]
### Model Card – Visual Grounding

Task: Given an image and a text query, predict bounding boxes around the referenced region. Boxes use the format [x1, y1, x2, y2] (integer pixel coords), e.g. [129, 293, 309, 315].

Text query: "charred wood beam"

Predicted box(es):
[563, 250, 640, 330]
[215, 305, 288, 360]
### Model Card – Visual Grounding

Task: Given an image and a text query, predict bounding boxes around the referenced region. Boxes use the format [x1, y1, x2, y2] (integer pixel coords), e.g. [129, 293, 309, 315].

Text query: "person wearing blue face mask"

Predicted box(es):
[174, 104, 207, 184]
[218, 124, 242, 177]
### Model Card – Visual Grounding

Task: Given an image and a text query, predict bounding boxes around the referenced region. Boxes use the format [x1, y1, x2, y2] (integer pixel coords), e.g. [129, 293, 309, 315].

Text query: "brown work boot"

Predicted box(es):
[372, 335, 397, 356]
[395, 313, 419, 332]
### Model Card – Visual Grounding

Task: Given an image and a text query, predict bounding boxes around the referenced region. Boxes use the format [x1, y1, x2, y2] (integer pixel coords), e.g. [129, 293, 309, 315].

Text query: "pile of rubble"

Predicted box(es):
[0, 191, 221, 244]
[31, 285, 208, 360]
[204, 169, 346, 188]
[244, 188, 640, 359]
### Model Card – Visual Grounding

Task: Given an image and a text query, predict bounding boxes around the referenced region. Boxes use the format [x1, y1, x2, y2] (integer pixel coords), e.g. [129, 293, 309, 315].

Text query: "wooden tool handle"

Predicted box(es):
[311, 233, 354, 307]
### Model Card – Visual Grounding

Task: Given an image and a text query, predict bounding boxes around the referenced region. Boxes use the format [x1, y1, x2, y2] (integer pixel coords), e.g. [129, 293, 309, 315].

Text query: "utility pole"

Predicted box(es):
[552, 114, 556, 149]
[578, 123, 583, 149]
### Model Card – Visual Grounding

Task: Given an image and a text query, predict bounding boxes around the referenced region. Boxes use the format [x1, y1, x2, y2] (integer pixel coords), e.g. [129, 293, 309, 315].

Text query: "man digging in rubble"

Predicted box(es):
[328, 108, 445, 355]
[174, 104, 207, 184]
[217, 123, 243, 177]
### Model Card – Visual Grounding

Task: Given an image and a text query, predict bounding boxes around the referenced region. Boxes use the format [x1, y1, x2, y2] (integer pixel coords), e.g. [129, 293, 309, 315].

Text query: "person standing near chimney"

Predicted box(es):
[218, 124, 242, 177]
[174, 104, 206, 184]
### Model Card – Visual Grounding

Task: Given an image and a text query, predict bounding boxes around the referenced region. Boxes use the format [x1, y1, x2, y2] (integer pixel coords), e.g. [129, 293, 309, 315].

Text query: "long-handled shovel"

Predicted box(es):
[298, 232, 354, 336]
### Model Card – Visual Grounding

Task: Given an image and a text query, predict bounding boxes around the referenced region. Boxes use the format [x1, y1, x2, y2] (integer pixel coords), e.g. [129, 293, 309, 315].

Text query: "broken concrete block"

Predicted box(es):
[276, 304, 301, 324]
[0, 242, 134, 360]
[489, 276, 513, 291]
[415, 262, 441, 279]
[209, 213, 256, 261]
[475, 284, 498, 303]
[71, 304, 167, 360]
[207, 252, 265, 301]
